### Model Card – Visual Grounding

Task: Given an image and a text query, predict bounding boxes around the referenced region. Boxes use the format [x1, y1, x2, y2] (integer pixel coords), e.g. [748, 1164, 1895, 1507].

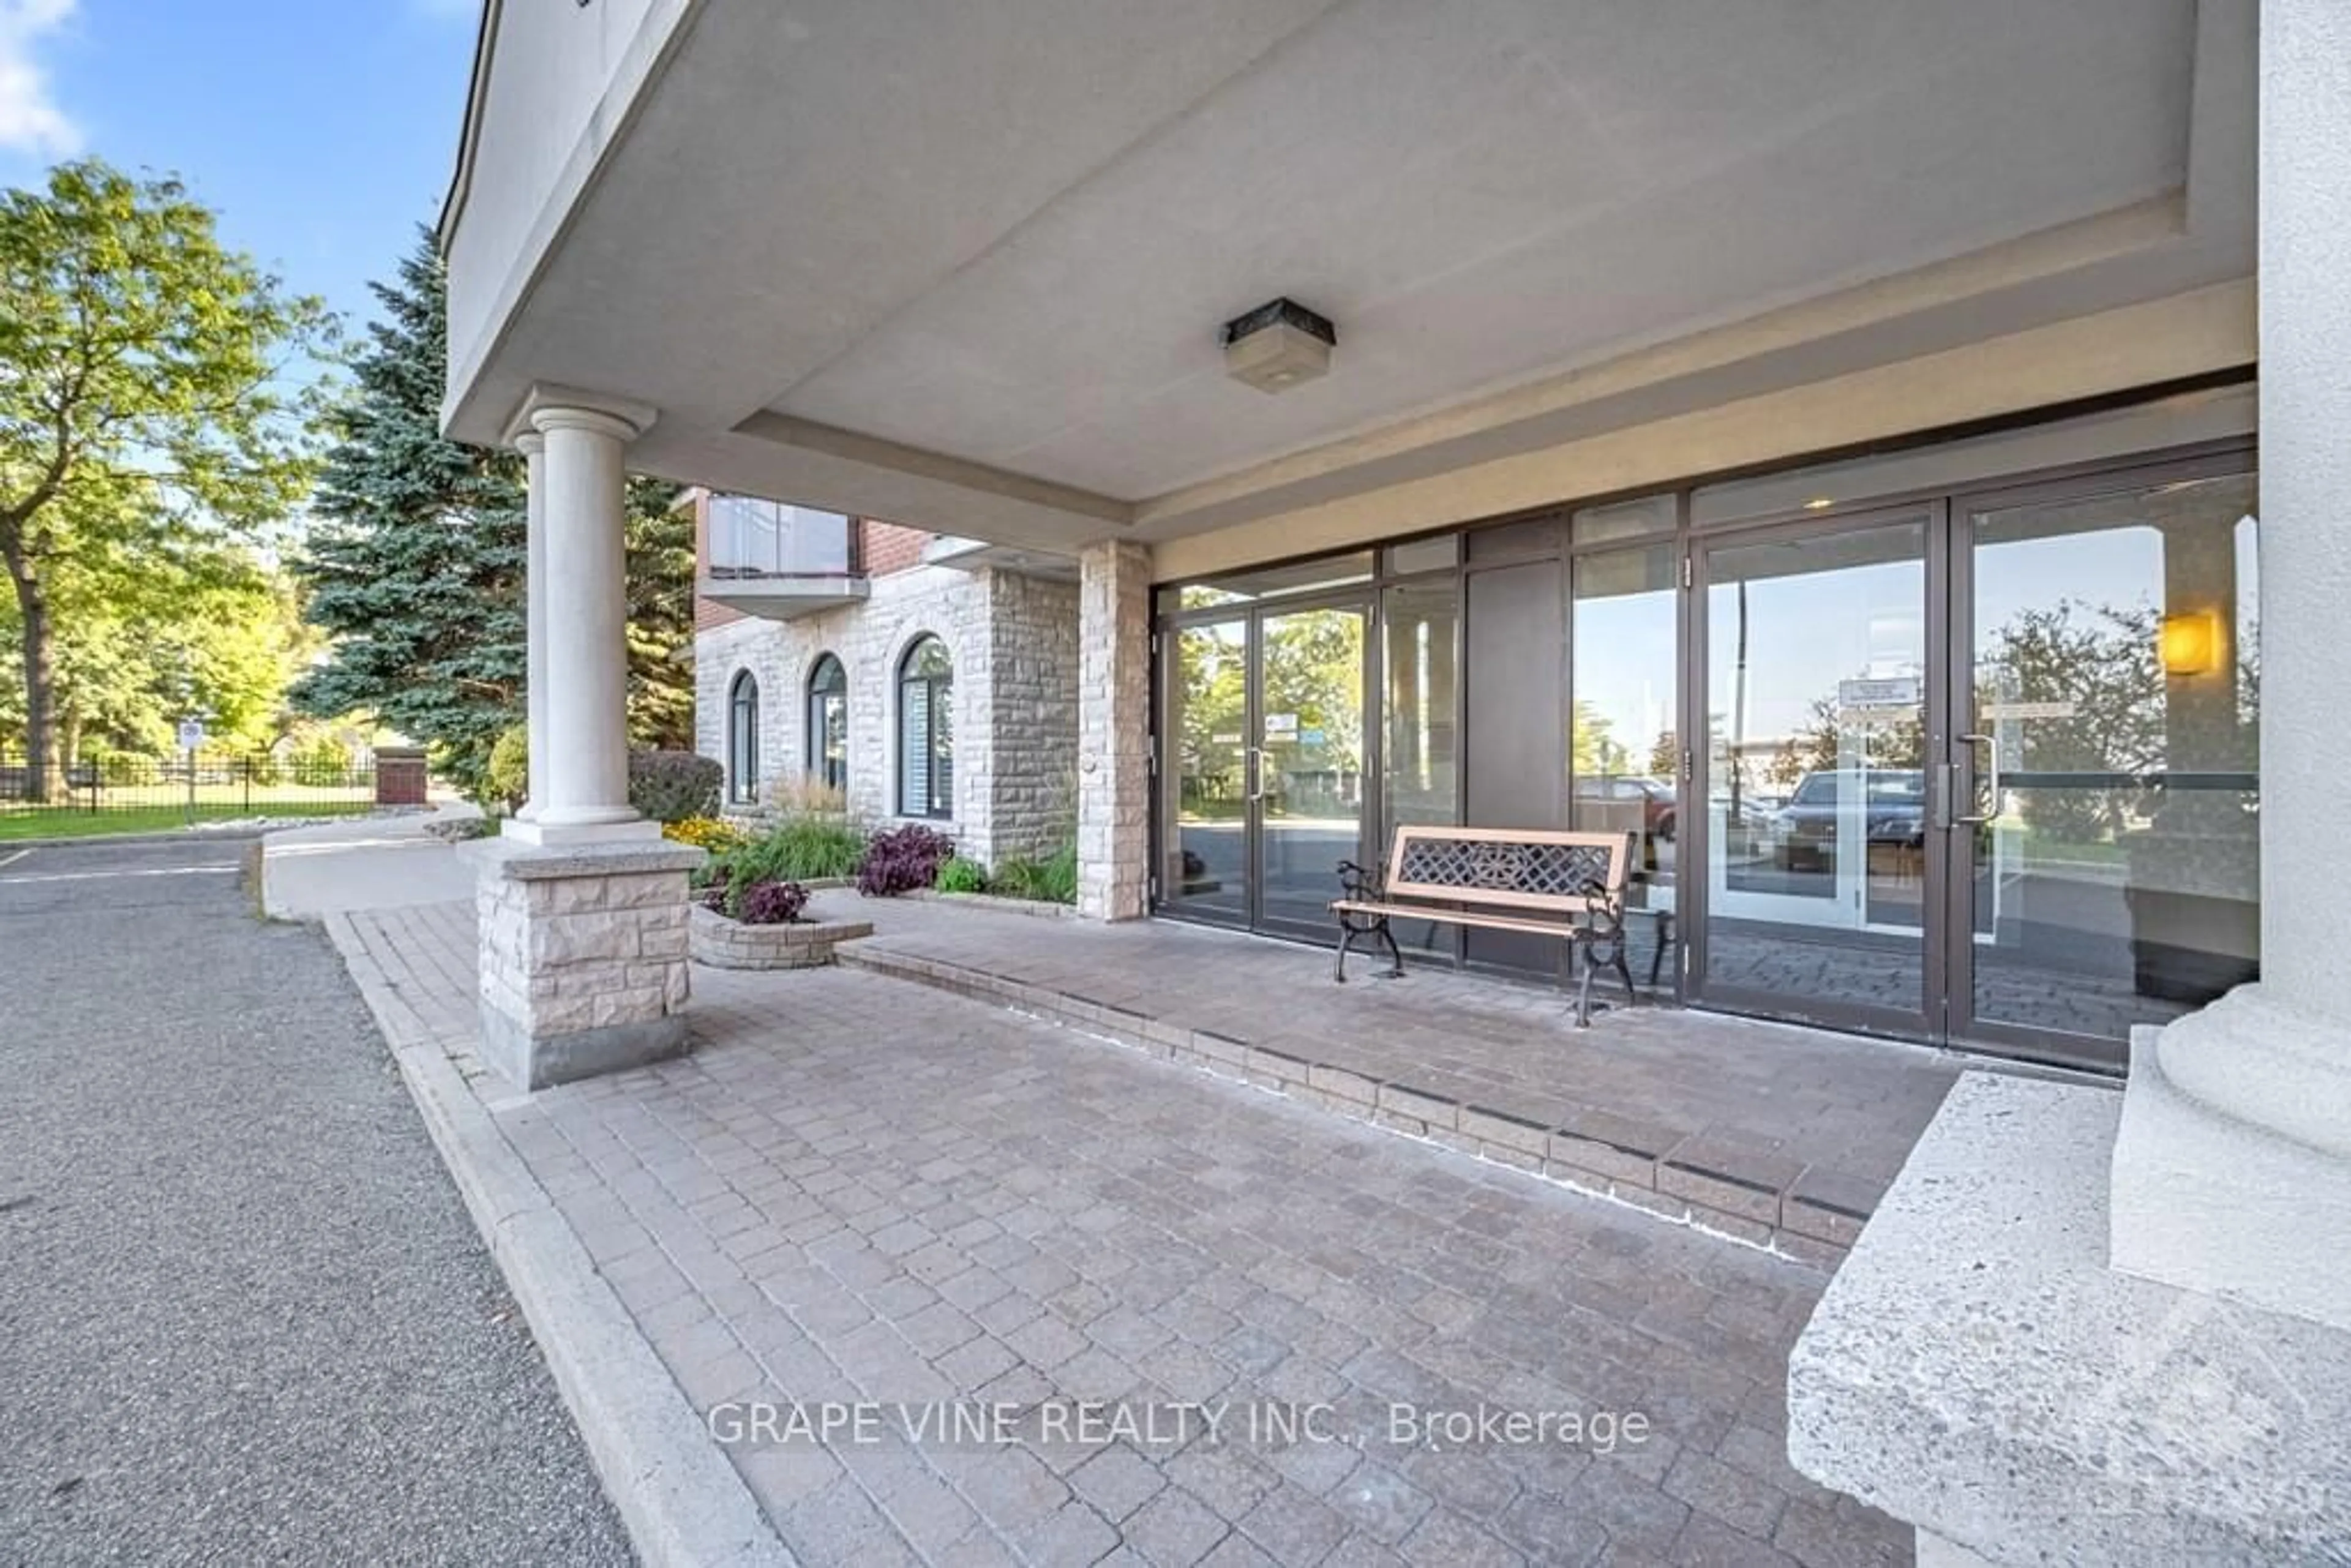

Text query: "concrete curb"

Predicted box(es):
[321, 912, 793, 1568]
[0, 825, 280, 851]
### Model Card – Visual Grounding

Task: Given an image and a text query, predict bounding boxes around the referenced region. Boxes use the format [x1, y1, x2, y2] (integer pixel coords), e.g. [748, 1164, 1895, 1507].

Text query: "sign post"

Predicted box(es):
[177, 718, 205, 825]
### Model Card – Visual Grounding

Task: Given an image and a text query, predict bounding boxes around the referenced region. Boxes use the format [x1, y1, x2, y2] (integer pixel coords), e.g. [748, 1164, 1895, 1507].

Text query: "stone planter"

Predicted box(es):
[690, 904, 873, 969]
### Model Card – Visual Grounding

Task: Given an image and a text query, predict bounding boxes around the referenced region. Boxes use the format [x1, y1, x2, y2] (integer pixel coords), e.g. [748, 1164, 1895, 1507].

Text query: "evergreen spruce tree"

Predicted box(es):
[295, 233, 699, 793]
[624, 478, 696, 752]
[293, 232, 524, 797]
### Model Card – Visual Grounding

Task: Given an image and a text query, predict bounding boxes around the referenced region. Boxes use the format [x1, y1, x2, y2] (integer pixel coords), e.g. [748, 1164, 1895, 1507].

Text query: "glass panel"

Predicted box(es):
[1690, 383, 2258, 529]
[931, 680, 954, 817]
[905, 636, 953, 680]
[1571, 545, 1679, 962]
[707, 497, 853, 576]
[1258, 606, 1367, 934]
[1466, 514, 1564, 563]
[1703, 519, 1929, 1022]
[899, 680, 930, 816]
[1179, 553, 1374, 610]
[1164, 620, 1250, 922]
[1966, 472, 2259, 1041]
[729, 677, 760, 804]
[812, 691, 847, 794]
[1385, 536, 1461, 575]
[1572, 495, 1674, 547]
[1382, 580, 1460, 955]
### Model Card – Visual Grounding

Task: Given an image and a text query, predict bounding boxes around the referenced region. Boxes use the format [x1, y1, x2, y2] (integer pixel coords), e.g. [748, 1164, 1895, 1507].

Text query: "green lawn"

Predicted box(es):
[0, 795, 375, 841]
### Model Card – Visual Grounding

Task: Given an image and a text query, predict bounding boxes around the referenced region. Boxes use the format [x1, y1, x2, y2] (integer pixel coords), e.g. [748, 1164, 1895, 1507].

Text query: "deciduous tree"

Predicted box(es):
[0, 160, 332, 797]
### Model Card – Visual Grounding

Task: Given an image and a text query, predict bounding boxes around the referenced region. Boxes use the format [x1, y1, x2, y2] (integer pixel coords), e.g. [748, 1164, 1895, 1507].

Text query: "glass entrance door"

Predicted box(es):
[1254, 603, 1371, 938]
[1162, 602, 1370, 939]
[1689, 460, 2260, 1067]
[1947, 465, 2260, 1066]
[1693, 511, 1940, 1038]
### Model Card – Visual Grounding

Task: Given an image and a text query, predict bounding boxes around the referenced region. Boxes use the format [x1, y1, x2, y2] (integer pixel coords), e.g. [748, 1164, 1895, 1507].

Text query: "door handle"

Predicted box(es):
[1954, 733, 2000, 825]
[1247, 746, 1269, 801]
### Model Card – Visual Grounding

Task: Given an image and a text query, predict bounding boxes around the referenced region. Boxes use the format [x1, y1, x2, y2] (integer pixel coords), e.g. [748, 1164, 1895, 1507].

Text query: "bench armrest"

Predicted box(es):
[1336, 858, 1385, 902]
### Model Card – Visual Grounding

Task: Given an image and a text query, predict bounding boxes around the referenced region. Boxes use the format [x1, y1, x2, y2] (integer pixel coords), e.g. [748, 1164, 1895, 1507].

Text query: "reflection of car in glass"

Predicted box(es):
[1575, 776, 1676, 841]
[1772, 769, 1926, 870]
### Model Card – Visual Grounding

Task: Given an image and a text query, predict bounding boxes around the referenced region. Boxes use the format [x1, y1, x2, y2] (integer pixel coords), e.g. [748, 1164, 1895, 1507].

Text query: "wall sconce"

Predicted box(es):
[2159, 610, 2220, 676]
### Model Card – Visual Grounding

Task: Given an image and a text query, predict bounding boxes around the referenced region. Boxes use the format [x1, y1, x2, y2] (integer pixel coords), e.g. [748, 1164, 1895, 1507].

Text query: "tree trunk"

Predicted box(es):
[4, 550, 60, 804]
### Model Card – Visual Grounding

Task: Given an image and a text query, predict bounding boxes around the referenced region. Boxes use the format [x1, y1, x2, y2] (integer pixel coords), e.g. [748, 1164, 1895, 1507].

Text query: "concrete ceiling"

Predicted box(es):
[773, 0, 2197, 498]
[444, 0, 2251, 553]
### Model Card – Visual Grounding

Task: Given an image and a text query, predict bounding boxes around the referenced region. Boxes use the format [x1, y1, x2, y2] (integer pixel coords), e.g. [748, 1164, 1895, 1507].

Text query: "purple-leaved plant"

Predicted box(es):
[735, 879, 810, 925]
[856, 825, 956, 896]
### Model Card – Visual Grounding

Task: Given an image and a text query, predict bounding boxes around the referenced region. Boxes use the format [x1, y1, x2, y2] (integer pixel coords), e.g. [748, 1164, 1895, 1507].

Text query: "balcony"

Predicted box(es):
[698, 496, 869, 621]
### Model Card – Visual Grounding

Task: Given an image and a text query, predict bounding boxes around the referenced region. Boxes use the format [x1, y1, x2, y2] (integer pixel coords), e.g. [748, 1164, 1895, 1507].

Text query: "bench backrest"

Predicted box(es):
[1384, 825, 1633, 917]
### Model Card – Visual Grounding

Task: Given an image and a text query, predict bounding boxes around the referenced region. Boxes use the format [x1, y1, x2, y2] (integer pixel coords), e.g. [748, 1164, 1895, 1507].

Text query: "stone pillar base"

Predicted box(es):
[2111, 1025, 2351, 1333]
[1788, 1073, 2351, 1565]
[460, 836, 706, 1091]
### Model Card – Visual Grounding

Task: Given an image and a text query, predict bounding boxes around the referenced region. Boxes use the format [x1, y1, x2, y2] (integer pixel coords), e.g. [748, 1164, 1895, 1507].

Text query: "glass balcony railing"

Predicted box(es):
[706, 496, 857, 578]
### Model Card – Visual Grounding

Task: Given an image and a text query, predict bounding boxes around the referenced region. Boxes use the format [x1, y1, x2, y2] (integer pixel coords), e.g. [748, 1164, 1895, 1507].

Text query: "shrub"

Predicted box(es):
[664, 816, 748, 853]
[992, 845, 1078, 904]
[1035, 844, 1078, 904]
[484, 724, 530, 812]
[628, 750, 722, 823]
[291, 735, 351, 787]
[857, 823, 955, 896]
[767, 775, 849, 818]
[936, 855, 988, 895]
[735, 879, 809, 925]
[719, 815, 867, 887]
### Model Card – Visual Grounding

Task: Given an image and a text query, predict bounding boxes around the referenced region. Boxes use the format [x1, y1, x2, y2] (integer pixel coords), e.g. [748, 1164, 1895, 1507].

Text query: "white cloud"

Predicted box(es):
[0, 0, 77, 157]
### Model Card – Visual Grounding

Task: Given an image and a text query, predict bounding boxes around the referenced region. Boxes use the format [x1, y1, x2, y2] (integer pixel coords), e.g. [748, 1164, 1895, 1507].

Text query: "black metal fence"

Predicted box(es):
[0, 749, 378, 825]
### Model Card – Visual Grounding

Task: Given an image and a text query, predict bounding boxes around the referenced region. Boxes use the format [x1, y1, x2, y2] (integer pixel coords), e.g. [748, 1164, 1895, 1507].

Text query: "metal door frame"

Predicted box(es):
[1244, 591, 1379, 942]
[1936, 445, 2259, 1072]
[1681, 501, 1952, 1045]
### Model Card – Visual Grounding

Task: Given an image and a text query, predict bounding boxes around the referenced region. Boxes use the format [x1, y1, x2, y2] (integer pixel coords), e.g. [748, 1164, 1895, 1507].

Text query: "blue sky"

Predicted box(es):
[0, 0, 477, 353]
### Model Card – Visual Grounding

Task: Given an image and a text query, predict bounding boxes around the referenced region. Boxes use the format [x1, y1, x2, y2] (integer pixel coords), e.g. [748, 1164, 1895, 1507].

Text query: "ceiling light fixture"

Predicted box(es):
[1222, 298, 1335, 394]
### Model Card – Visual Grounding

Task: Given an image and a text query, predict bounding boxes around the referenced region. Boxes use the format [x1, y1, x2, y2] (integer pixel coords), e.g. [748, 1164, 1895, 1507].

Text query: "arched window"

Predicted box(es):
[896, 635, 953, 819]
[807, 653, 847, 795]
[727, 671, 760, 805]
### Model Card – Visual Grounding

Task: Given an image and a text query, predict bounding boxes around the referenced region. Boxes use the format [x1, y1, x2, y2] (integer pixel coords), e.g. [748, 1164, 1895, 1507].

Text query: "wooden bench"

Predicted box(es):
[1330, 825, 1639, 1027]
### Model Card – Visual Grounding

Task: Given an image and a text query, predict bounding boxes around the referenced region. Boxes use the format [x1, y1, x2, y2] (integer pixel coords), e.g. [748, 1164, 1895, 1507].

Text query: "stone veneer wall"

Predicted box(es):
[468, 841, 700, 1089]
[693, 564, 1079, 868]
[1077, 541, 1152, 921]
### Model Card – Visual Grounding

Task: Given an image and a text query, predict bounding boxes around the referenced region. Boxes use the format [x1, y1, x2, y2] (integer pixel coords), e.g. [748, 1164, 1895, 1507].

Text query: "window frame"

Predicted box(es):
[807, 653, 848, 794]
[726, 669, 760, 805]
[896, 635, 954, 820]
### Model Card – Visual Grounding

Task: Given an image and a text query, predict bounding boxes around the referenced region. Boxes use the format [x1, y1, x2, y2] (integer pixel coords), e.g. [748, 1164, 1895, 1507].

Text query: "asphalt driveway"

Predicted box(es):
[0, 836, 631, 1566]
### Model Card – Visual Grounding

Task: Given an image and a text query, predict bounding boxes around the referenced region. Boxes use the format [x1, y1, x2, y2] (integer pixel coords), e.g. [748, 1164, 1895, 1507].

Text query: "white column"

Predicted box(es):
[515, 431, 550, 820]
[2111, 0, 2351, 1329]
[1076, 540, 1152, 920]
[2152, 0, 2351, 1150]
[504, 405, 649, 841]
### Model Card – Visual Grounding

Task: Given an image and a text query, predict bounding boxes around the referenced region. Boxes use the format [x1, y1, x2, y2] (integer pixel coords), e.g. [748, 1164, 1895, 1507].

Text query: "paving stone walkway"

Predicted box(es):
[340, 899, 1914, 1567]
[836, 895, 1967, 1258]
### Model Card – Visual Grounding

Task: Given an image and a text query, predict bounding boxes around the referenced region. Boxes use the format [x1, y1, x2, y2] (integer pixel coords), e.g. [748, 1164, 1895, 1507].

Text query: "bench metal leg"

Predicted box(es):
[1573, 940, 1597, 1027]
[1376, 919, 1404, 978]
[1334, 921, 1355, 982]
